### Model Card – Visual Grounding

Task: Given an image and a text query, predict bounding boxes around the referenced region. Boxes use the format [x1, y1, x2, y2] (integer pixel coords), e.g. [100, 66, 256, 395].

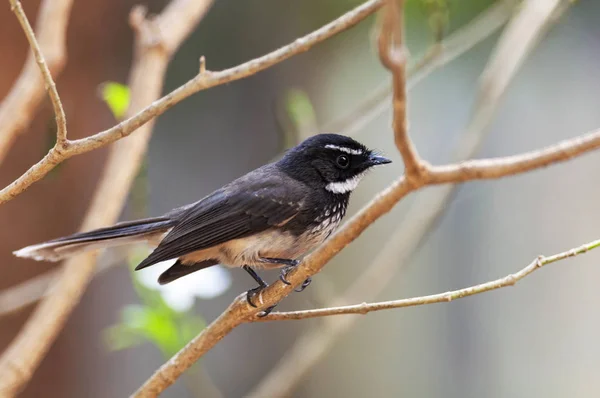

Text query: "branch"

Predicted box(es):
[377, 0, 423, 177]
[0, 249, 125, 318]
[0, 0, 73, 162]
[262, 238, 600, 320]
[0, 1, 214, 394]
[0, 0, 386, 205]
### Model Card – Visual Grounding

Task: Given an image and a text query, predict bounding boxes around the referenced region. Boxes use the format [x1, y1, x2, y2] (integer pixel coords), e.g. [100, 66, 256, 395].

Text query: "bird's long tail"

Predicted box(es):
[13, 217, 175, 262]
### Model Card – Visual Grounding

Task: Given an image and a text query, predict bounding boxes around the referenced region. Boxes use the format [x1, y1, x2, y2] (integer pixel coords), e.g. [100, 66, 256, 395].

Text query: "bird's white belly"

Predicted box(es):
[215, 222, 337, 269]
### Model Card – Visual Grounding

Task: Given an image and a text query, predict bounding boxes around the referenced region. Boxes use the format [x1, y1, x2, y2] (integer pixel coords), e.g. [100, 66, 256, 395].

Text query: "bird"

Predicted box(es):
[14, 133, 391, 314]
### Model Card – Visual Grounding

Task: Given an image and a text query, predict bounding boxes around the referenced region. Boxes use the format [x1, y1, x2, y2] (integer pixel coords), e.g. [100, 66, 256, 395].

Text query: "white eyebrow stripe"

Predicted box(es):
[324, 144, 363, 156]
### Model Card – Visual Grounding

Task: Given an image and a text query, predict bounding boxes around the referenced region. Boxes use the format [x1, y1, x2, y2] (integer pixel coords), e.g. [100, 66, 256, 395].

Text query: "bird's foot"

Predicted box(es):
[279, 266, 312, 292]
[296, 277, 312, 292]
[246, 285, 277, 317]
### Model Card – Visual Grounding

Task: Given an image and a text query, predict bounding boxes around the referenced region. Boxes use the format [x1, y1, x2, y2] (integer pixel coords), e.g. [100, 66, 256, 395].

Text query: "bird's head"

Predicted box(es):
[278, 133, 392, 194]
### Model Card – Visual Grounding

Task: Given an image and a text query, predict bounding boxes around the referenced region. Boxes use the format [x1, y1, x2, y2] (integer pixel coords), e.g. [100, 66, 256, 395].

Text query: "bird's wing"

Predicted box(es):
[135, 169, 306, 270]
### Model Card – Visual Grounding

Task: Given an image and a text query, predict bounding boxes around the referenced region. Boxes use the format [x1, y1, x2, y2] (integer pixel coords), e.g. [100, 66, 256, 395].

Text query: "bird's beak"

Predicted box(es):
[368, 154, 392, 166]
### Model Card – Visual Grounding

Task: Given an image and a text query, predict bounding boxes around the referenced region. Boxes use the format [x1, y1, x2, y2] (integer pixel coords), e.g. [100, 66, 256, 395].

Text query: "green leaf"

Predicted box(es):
[285, 88, 317, 137]
[99, 81, 130, 120]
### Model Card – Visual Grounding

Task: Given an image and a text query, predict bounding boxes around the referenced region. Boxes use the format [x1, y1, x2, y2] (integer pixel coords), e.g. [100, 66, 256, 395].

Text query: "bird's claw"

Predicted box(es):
[257, 305, 277, 317]
[279, 266, 311, 292]
[246, 286, 264, 308]
[246, 286, 277, 317]
[279, 266, 293, 285]
[295, 277, 311, 292]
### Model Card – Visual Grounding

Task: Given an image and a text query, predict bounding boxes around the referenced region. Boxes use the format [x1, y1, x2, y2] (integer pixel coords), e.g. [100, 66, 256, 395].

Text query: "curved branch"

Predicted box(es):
[378, 0, 423, 177]
[0, 0, 386, 205]
[0, 0, 73, 162]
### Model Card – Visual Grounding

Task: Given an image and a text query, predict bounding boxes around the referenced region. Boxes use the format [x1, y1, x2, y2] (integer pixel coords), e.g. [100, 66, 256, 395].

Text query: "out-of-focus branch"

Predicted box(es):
[325, 1, 514, 135]
[378, 0, 423, 177]
[0, 0, 73, 163]
[0, 0, 387, 205]
[248, 1, 570, 395]
[0, 249, 125, 318]
[0, 1, 214, 395]
[264, 238, 600, 320]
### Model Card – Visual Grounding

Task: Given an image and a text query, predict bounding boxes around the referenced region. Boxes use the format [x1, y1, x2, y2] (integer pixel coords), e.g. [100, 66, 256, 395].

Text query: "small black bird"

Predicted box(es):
[14, 134, 391, 313]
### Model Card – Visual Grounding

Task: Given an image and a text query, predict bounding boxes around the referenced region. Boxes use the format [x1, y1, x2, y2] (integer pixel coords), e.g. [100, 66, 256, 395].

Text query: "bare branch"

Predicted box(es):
[0, 0, 73, 162]
[377, 0, 424, 178]
[262, 238, 600, 320]
[0, 0, 386, 205]
[0, 249, 125, 318]
[0, 1, 214, 394]
[7, 0, 68, 144]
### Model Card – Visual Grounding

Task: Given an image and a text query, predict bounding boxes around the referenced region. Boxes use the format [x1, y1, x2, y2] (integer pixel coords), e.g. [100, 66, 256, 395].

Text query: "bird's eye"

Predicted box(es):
[336, 154, 350, 169]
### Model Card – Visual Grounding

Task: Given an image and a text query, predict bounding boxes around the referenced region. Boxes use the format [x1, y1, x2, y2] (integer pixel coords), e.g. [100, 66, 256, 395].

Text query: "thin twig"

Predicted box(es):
[378, 0, 423, 177]
[0, 1, 214, 395]
[262, 239, 600, 320]
[8, 0, 68, 144]
[0, 0, 73, 162]
[0, 0, 387, 205]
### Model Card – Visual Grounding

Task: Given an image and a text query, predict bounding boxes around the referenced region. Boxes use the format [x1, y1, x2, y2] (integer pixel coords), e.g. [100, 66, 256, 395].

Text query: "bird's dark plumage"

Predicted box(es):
[14, 134, 391, 302]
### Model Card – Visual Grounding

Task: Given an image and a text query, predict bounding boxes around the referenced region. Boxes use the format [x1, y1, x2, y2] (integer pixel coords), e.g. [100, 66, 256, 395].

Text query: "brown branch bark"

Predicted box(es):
[0, 1, 214, 395]
[0, 0, 386, 205]
[0, 0, 73, 163]
[377, 0, 423, 178]
[262, 238, 600, 320]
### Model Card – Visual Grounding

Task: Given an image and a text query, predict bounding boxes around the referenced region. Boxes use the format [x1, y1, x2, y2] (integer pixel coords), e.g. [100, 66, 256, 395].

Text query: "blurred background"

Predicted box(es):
[1, 0, 600, 396]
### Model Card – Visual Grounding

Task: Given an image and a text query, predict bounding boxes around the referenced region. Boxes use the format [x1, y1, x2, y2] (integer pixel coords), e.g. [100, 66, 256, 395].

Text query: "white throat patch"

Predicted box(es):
[325, 173, 365, 194]
[324, 144, 363, 156]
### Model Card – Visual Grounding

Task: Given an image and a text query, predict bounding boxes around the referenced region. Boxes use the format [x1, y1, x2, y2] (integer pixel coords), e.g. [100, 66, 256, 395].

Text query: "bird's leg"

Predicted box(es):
[243, 265, 276, 317]
[259, 257, 311, 293]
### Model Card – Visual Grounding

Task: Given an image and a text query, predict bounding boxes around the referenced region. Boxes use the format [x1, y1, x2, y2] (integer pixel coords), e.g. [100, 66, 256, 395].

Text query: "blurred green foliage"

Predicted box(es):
[275, 88, 318, 150]
[103, 249, 206, 358]
[99, 81, 130, 120]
